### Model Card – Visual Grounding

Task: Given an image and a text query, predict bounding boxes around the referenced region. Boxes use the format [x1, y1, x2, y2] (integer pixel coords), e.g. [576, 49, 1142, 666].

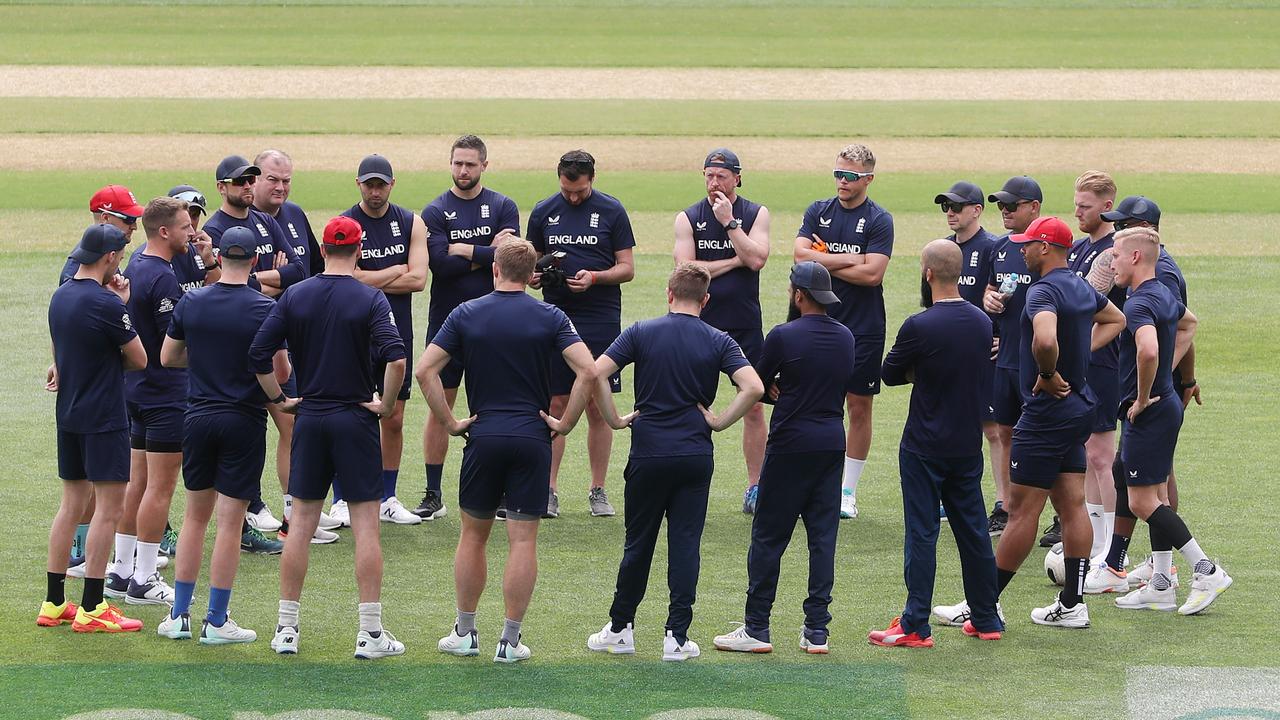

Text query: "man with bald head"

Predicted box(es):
[869, 240, 1001, 647]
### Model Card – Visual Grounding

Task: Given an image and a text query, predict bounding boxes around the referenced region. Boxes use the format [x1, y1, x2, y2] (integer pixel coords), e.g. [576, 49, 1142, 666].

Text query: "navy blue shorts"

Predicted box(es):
[290, 407, 382, 502]
[182, 411, 267, 500]
[846, 334, 884, 396]
[1009, 411, 1092, 489]
[459, 435, 552, 519]
[426, 322, 464, 390]
[1088, 363, 1120, 434]
[726, 327, 764, 366]
[991, 366, 1023, 427]
[1118, 398, 1183, 486]
[550, 322, 620, 396]
[978, 358, 996, 423]
[128, 402, 184, 453]
[58, 428, 130, 482]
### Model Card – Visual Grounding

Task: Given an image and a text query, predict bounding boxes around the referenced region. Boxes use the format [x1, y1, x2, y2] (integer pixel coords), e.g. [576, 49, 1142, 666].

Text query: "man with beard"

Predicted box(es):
[202, 155, 305, 299]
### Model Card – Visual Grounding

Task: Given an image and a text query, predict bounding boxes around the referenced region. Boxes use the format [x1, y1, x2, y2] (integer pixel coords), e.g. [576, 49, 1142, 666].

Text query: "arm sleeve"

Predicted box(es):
[880, 317, 919, 386]
[101, 295, 138, 346]
[797, 202, 818, 238]
[152, 273, 181, 337]
[526, 206, 546, 253]
[611, 206, 637, 251]
[429, 307, 463, 357]
[1125, 294, 1156, 334]
[601, 323, 636, 369]
[1093, 287, 1109, 313]
[1024, 283, 1057, 318]
[554, 309, 582, 352]
[248, 300, 288, 374]
[424, 203, 476, 280]
[752, 328, 784, 397]
[865, 211, 895, 256]
[266, 215, 305, 288]
[166, 294, 188, 340]
[369, 293, 407, 363]
[718, 332, 750, 376]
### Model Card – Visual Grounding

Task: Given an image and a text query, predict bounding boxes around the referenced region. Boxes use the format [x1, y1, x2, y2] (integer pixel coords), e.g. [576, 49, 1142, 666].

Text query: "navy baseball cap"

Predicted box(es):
[168, 184, 208, 215]
[219, 226, 259, 260]
[790, 261, 840, 306]
[357, 154, 394, 183]
[1102, 195, 1162, 226]
[216, 155, 260, 183]
[935, 181, 984, 206]
[704, 148, 742, 187]
[69, 224, 128, 264]
[989, 176, 1043, 204]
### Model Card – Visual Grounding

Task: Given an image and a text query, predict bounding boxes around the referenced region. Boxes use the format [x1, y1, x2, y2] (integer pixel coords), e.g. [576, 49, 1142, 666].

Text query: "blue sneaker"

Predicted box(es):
[104, 571, 131, 600]
[240, 527, 284, 555]
[160, 524, 179, 556]
[742, 485, 759, 515]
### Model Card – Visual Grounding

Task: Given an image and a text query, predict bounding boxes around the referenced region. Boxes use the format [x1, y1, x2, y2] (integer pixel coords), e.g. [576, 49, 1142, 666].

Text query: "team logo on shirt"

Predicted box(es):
[193, 254, 206, 271]
[589, 213, 600, 229]
[255, 223, 269, 237]
[827, 242, 862, 254]
[566, 318, 578, 334]
[388, 311, 397, 326]
[698, 239, 734, 251]
[855, 218, 866, 233]
[995, 271, 1032, 285]
[1068, 252, 1078, 263]
[818, 217, 832, 228]
[548, 234, 598, 245]
[122, 313, 133, 331]
[970, 252, 979, 267]
[546, 215, 560, 226]
[1129, 469, 1138, 478]
[444, 211, 458, 221]
[997, 251, 1007, 261]
[157, 297, 175, 314]
[390, 221, 402, 238]
[695, 221, 707, 231]
[450, 226, 492, 241]
[363, 244, 406, 259]
[287, 223, 299, 239]
[481, 204, 490, 219]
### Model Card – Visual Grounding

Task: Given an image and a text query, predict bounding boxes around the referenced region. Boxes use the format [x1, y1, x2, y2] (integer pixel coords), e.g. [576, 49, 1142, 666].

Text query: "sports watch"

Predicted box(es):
[724, 219, 740, 231]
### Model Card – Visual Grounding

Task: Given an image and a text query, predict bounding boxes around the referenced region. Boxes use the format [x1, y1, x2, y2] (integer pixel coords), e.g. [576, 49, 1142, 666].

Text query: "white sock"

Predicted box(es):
[842, 457, 865, 498]
[283, 495, 293, 521]
[113, 533, 137, 577]
[1177, 538, 1214, 574]
[133, 541, 160, 583]
[1086, 503, 1105, 557]
[1103, 511, 1115, 540]
[1152, 550, 1174, 582]
[358, 602, 383, 634]
[278, 599, 300, 628]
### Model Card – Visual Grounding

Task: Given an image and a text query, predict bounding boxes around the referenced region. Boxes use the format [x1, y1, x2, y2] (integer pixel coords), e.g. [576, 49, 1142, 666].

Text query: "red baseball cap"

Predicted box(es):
[89, 185, 145, 218]
[1011, 216, 1074, 248]
[323, 215, 363, 246]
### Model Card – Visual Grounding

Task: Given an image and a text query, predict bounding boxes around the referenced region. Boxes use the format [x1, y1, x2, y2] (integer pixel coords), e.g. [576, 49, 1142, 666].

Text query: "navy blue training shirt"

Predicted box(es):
[685, 195, 764, 331]
[49, 278, 137, 433]
[203, 208, 304, 288]
[346, 203, 419, 350]
[754, 314, 855, 454]
[1120, 278, 1185, 404]
[882, 301, 993, 458]
[951, 227, 999, 309]
[796, 197, 894, 336]
[1068, 232, 1127, 369]
[423, 188, 520, 328]
[274, 201, 323, 277]
[123, 252, 186, 408]
[527, 190, 636, 326]
[1156, 247, 1188, 305]
[131, 242, 210, 293]
[987, 235, 1037, 369]
[1018, 268, 1108, 426]
[248, 275, 406, 416]
[168, 282, 276, 419]
[429, 290, 580, 442]
[604, 312, 750, 458]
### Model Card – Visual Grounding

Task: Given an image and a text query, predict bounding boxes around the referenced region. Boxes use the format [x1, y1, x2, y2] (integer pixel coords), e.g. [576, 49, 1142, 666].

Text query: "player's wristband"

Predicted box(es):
[590, 271, 598, 286]
[269, 392, 286, 404]
[1181, 378, 1197, 390]
[1038, 371, 1055, 379]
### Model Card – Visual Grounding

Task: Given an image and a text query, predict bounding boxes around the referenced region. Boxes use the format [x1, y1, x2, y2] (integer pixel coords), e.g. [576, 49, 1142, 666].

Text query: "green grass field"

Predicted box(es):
[3, 1, 1280, 718]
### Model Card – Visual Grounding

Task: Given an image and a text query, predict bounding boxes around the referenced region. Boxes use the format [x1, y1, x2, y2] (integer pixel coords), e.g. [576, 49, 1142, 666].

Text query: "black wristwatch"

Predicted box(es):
[1181, 378, 1198, 390]
[724, 219, 740, 231]
[1038, 370, 1055, 379]
[269, 392, 287, 404]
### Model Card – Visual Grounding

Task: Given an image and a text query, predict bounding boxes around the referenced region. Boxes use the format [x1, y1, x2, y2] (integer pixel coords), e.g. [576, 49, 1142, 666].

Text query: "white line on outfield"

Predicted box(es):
[3, 66, 1280, 102]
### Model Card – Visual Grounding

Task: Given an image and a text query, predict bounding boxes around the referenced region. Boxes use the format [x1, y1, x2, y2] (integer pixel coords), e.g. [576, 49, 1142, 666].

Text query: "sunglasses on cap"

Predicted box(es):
[172, 190, 207, 208]
[833, 169, 873, 183]
[221, 176, 256, 186]
[997, 200, 1031, 213]
[1112, 218, 1148, 231]
[100, 209, 138, 225]
[939, 201, 974, 214]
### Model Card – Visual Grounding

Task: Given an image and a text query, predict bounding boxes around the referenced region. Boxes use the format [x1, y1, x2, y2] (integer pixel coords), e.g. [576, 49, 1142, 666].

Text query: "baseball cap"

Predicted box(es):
[69, 224, 129, 264]
[89, 185, 144, 218]
[934, 181, 984, 206]
[1010, 216, 1074, 248]
[789, 261, 841, 306]
[219, 226, 259, 260]
[168, 184, 208, 215]
[215, 155, 261, 183]
[704, 148, 742, 187]
[357, 154, 394, 183]
[988, 176, 1043, 204]
[1101, 195, 1162, 226]
[323, 215, 363, 246]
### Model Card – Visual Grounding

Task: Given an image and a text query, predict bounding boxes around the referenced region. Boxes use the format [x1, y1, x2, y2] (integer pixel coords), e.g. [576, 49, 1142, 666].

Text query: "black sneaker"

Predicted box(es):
[1039, 515, 1062, 547]
[104, 571, 131, 599]
[414, 489, 447, 520]
[988, 509, 1008, 537]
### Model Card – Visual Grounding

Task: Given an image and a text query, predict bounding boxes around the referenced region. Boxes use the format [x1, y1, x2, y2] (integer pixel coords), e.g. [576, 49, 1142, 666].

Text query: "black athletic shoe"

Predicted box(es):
[1039, 515, 1062, 547]
[414, 489, 447, 520]
[988, 509, 1008, 537]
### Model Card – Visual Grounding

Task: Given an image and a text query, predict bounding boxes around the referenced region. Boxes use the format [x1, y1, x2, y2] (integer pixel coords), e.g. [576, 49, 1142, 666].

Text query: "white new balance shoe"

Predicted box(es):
[1083, 564, 1129, 594]
[355, 629, 405, 659]
[380, 497, 423, 525]
[271, 625, 299, 655]
[1030, 598, 1090, 628]
[663, 630, 700, 661]
[930, 599, 1006, 627]
[200, 615, 257, 645]
[328, 501, 351, 528]
[587, 622, 635, 654]
[713, 624, 772, 653]
[246, 506, 282, 532]
[125, 572, 175, 606]
[839, 489, 858, 520]
[310, 527, 340, 544]
[317, 511, 342, 531]
[494, 636, 532, 663]
[438, 626, 481, 657]
[1115, 583, 1177, 611]
[1178, 564, 1232, 616]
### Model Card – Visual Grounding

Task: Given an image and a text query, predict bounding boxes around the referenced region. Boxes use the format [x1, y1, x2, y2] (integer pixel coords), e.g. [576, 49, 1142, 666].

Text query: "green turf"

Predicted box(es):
[6, 98, 1280, 139]
[4, 5, 1279, 67]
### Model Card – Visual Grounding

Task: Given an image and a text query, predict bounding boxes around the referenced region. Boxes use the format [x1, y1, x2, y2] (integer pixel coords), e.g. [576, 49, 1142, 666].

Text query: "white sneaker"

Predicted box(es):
[156, 555, 170, 570]
[66, 560, 86, 579]
[317, 511, 342, 531]
[355, 629, 405, 659]
[1178, 564, 1232, 616]
[1083, 563, 1129, 594]
[1128, 555, 1179, 589]
[587, 622, 635, 654]
[246, 506, 282, 532]
[839, 489, 858, 519]
[310, 527, 340, 544]
[438, 626, 480, 656]
[663, 630, 701, 661]
[328, 501, 351, 528]
[799, 628, 829, 655]
[930, 600, 1006, 627]
[157, 612, 192, 640]
[200, 615, 257, 645]
[380, 497, 423, 525]
[494, 636, 532, 663]
[713, 624, 772, 653]
[125, 572, 175, 606]
[1115, 583, 1177, 611]
[1030, 598, 1090, 628]
[271, 625, 299, 654]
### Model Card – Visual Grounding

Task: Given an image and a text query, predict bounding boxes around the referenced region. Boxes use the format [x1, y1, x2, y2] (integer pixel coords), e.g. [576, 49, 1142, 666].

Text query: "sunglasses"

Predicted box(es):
[101, 210, 138, 226]
[833, 169, 873, 183]
[222, 175, 257, 186]
[939, 201, 973, 213]
[172, 190, 207, 208]
[997, 200, 1031, 213]
[1113, 218, 1146, 231]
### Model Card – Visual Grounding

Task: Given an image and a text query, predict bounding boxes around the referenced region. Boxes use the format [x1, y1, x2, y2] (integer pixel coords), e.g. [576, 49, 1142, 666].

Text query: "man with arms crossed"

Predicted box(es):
[251, 216, 408, 659]
[421, 240, 596, 663]
[673, 148, 770, 514]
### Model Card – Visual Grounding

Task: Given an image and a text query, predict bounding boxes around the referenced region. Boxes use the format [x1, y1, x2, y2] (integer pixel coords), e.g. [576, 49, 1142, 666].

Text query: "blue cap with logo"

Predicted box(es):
[935, 181, 985, 206]
[69, 223, 129, 264]
[790, 261, 841, 306]
[704, 148, 742, 187]
[357, 154, 394, 183]
[1101, 195, 1161, 226]
[218, 226, 259, 260]
[216, 155, 261, 183]
[988, 176, 1043, 204]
